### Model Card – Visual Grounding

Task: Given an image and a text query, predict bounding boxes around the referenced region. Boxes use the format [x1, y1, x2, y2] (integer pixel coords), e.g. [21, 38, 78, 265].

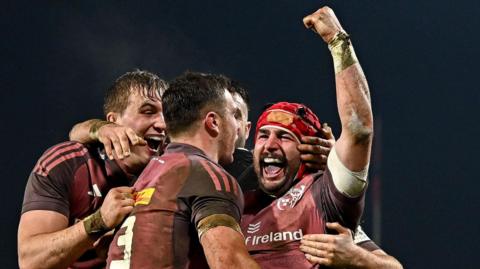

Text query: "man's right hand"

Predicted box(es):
[298, 123, 336, 171]
[302, 6, 345, 43]
[100, 187, 135, 229]
[96, 123, 146, 160]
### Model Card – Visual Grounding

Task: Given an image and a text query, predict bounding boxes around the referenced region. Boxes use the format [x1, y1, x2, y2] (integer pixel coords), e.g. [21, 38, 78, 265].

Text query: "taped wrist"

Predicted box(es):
[197, 214, 243, 240]
[328, 31, 358, 74]
[89, 120, 113, 141]
[83, 209, 109, 237]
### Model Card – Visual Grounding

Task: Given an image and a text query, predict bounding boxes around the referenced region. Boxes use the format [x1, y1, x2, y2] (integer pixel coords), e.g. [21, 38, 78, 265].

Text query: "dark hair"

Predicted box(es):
[103, 70, 168, 116]
[162, 71, 232, 136]
[230, 80, 250, 111]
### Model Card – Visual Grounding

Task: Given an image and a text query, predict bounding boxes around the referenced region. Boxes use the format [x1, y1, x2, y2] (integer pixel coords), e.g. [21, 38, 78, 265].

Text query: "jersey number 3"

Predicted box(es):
[110, 216, 136, 269]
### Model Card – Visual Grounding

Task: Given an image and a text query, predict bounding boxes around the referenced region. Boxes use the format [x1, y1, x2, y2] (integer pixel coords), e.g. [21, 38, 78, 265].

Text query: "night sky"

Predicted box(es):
[2, 1, 479, 268]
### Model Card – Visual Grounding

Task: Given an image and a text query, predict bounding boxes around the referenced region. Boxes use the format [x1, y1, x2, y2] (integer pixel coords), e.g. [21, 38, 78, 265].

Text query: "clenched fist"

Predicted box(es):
[302, 6, 345, 43]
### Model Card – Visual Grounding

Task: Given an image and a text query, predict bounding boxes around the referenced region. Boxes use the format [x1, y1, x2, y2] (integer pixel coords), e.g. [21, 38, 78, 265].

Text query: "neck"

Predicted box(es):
[115, 158, 143, 177]
[171, 133, 219, 162]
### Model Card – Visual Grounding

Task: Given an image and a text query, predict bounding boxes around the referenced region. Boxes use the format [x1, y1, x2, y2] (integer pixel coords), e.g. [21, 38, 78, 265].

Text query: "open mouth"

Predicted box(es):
[144, 134, 166, 153]
[260, 155, 287, 181]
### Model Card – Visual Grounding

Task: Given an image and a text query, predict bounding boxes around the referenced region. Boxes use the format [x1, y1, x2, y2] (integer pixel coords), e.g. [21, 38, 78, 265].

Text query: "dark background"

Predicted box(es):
[2, 1, 479, 268]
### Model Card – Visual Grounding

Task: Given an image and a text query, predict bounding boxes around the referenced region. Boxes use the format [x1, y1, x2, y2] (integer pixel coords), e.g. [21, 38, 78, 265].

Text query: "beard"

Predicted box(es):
[254, 152, 299, 197]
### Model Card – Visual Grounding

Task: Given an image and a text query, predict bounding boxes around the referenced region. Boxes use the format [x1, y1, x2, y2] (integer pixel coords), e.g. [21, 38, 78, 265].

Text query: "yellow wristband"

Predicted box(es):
[328, 31, 358, 74]
[88, 120, 113, 141]
[83, 209, 109, 237]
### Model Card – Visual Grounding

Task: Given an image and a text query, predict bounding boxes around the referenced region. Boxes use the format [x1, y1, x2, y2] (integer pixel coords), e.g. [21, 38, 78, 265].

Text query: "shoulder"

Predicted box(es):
[33, 141, 91, 177]
[189, 157, 240, 195]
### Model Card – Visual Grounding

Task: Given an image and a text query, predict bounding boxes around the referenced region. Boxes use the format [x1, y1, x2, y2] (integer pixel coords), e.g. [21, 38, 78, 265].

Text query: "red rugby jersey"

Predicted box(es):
[241, 168, 365, 268]
[107, 143, 243, 269]
[22, 141, 133, 268]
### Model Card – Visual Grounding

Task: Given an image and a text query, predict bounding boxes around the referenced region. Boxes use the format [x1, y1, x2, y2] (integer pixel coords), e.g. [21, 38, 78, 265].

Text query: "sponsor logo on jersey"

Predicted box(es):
[244, 221, 303, 246]
[245, 228, 303, 246]
[247, 221, 261, 234]
[134, 187, 155, 206]
[276, 184, 306, 210]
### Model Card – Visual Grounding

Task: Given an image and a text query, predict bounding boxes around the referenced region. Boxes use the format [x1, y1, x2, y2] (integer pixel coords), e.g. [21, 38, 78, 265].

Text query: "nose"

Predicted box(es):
[153, 113, 166, 134]
[264, 133, 280, 151]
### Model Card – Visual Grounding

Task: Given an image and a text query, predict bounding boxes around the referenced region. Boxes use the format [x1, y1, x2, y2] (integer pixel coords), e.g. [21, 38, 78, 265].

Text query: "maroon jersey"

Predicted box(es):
[107, 143, 243, 269]
[21, 141, 133, 269]
[241, 168, 365, 268]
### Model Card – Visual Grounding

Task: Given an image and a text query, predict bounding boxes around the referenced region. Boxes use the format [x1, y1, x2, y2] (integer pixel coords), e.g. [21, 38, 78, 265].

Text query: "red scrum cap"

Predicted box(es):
[255, 102, 323, 178]
[255, 102, 322, 142]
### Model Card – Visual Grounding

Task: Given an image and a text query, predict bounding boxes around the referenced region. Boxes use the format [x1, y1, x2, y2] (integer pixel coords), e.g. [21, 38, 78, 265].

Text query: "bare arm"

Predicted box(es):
[68, 119, 104, 144]
[300, 223, 403, 269]
[18, 211, 94, 269]
[18, 187, 134, 269]
[69, 119, 146, 160]
[201, 226, 260, 269]
[303, 7, 373, 172]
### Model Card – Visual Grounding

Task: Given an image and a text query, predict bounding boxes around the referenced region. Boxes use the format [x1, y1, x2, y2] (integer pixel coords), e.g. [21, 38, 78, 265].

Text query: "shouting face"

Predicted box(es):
[110, 89, 166, 171]
[253, 126, 301, 197]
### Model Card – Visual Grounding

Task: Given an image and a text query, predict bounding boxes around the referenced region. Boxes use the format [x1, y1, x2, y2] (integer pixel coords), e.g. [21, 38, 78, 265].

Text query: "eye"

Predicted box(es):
[281, 134, 294, 141]
[141, 109, 157, 115]
[140, 104, 158, 115]
[257, 133, 268, 140]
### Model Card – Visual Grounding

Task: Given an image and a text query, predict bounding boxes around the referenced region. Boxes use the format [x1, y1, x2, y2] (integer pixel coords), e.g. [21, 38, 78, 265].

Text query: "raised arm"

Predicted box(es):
[303, 7, 373, 172]
[18, 187, 134, 269]
[69, 119, 146, 160]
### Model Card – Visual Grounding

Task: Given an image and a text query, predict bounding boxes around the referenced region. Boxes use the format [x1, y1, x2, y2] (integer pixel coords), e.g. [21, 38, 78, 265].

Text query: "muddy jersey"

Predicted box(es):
[21, 141, 133, 269]
[107, 143, 243, 269]
[241, 167, 365, 269]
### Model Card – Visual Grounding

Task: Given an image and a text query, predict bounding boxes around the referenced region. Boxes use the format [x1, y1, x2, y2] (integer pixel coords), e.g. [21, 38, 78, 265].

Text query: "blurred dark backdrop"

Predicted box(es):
[1, 1, 479, 268]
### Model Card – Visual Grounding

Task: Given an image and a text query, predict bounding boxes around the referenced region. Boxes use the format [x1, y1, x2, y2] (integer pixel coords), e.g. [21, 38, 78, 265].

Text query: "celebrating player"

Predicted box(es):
[18, 70, 167, 269]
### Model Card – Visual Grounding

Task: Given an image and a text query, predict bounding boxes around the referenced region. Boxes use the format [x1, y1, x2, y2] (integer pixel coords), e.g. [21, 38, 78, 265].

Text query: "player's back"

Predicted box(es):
[107, 143, 243, 269]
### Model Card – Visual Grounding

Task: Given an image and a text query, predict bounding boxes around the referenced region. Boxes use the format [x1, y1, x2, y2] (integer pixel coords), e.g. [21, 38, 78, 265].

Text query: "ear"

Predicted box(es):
[205, 112, 220, 137]
[245, 121, 252, 141]
[106, 112, 118, 123]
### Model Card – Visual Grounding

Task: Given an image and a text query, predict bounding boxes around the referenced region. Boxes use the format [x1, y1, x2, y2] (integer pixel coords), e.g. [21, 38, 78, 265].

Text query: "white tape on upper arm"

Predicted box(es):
[327, 147, 368, 197]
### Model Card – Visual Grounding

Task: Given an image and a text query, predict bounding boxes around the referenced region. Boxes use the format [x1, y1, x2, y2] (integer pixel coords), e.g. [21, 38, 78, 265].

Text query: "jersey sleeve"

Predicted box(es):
[353, 226, 380, 251]
[183, 158, 244, 228]
[21, 142, 87, 218]
[312, 165, 366, 232]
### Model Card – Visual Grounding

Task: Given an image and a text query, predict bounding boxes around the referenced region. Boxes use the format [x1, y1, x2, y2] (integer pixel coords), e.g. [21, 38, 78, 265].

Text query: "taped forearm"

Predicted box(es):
[199, 217, 259, 269]
[330, 31, 373, 146]
[329, 31, 358, 74]
[69, 119, 111, 143]
[328, 147, 368, 197]
[197, 214, 243, 240]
